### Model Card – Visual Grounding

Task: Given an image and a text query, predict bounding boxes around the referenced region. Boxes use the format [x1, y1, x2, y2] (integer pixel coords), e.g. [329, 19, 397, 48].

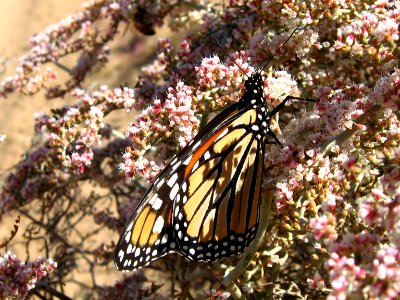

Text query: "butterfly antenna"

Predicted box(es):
[261, 27, 301, 71]
[210, 35, 249, 77]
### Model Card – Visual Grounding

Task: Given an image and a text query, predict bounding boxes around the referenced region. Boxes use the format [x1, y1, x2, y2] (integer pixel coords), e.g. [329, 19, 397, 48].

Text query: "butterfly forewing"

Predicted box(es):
[115, 73, 271, 271]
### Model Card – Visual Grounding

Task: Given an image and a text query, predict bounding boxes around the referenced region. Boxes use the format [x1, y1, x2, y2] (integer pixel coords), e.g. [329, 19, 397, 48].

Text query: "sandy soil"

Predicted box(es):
[0, 0, 87, 171]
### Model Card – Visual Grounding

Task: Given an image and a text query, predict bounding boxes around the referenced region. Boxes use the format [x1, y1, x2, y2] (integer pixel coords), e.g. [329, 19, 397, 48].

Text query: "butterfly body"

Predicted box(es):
[115, 72, 273, 271]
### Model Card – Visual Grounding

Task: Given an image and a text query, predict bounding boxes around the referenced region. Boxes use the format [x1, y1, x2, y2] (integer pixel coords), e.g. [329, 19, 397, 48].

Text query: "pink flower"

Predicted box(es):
[0, 252, 57, 300]
[310, 214, 338, 241]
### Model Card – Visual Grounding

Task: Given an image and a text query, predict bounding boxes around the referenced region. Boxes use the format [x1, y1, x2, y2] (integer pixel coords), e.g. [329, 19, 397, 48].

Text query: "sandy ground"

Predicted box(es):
[0, 0, 87, 171]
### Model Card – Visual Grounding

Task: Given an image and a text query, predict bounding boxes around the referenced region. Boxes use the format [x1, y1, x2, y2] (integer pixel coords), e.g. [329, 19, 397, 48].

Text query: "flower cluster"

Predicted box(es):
[360, 166, 400, 248]
[324, 237, 400, 299]
[0, 251, 57, 300]
[195, 54, 252, 110]
[120, 81, 199, 181]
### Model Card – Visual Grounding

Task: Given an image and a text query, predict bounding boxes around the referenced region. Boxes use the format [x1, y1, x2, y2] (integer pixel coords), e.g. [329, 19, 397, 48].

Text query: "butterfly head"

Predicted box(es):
[241, 72, 265, 108]
[244, 72, 264, 96]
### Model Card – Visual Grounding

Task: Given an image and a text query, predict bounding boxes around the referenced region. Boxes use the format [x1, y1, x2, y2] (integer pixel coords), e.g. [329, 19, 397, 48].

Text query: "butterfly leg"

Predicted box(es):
[266, 129, 282, 146]
[269, 95, 316, 117]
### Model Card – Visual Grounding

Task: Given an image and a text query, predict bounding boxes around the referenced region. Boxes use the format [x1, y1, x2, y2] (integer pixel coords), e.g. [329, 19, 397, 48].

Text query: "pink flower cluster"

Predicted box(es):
[331, 7, 399, 60]
[263, 71, 299, 107]
[324, 236, 400, 299]
[360, 166, 400, 248]
[33, 85, 137, 174]
[195, 54, 252, 108]
[264, 68, 398, 299]
[316, 79, 367, 135]
[120, 81, 198, 181]
[0, 251, 57, 300]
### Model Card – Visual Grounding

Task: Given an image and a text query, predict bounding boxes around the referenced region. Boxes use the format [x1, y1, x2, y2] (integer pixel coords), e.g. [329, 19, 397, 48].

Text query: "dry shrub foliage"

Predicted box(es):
[0, 0, 399, 299]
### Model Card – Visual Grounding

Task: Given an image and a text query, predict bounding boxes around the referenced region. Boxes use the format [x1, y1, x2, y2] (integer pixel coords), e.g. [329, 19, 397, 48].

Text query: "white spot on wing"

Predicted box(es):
[167, 173, 178, 187]
[204, 151, 211, 160]
[170, 157, 178, 165]
[118, 250, 124, 261]
[170, 183, 179, 200]
[161, 234, 168, 244]
[171, 161, 181, 172]
[126, 221, 133, 231]
[183, 155, 192, 165]
[192, 161, 199, 172]
[124, 231, 131, 243]
[153, 215, 164, 233]
[192, 140, 202, 149]
[156, 177, 165, 188]
[151, 196, 163, 210]
[215, 128, 229, 141]
[135, 248, 140, 257]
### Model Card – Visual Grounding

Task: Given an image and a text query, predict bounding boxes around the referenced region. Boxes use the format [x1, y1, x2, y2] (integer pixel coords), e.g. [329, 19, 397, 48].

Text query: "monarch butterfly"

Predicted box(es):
[115, 30, 308, 271]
